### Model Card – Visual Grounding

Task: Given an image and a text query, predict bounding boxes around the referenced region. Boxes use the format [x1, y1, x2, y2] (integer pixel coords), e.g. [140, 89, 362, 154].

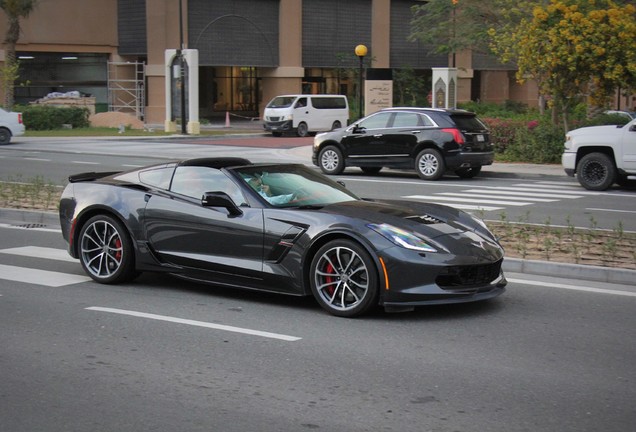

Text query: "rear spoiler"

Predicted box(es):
[68, 171, 120, 183]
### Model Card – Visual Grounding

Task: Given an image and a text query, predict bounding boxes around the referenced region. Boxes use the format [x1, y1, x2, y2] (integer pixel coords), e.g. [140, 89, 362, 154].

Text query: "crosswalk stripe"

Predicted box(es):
[438, 192, 557, 202]
[0, 246, 76, 262]
[0, 264, 90, 287]
[405, 195, 532, 206]
[462, 189, 582, 199]
[478, 186, 601, 195]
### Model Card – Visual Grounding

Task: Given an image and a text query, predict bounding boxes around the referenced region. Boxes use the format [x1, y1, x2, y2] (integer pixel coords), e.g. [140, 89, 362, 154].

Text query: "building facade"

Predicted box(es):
[0, 0, 541, 126]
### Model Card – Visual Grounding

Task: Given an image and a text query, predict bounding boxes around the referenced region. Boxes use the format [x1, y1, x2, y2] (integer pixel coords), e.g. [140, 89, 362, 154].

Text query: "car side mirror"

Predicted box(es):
[352, 125, 366, 134]
[201, 191, 243, 217]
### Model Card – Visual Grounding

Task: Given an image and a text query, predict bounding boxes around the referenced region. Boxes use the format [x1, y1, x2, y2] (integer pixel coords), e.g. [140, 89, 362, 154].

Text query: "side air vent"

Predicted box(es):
[406, 214, 444, 225]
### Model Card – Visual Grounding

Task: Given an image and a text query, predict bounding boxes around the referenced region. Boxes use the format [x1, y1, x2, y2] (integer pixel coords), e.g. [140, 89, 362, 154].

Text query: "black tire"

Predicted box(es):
[455, 166, 482, 179]
[310, 239, 379, 317]
[78, 215, 137, 284]
[0, 128, 11, 145]
[331, 120, 342, 130]
[272, 132, 283, 137]
[576, 152, 616, 191]
[415, 148, 445, 180]
[318, 145, 345, 175]
[296, 122, 309, 137]
[360, 167, 382, 175]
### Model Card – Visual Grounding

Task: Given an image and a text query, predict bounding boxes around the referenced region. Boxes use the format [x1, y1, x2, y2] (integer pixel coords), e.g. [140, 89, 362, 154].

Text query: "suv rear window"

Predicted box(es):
[450, 114, 488, 132]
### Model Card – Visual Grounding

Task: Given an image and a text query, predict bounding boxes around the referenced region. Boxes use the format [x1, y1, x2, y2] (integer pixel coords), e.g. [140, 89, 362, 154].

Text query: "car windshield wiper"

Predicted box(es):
[290, 204, 324, 210]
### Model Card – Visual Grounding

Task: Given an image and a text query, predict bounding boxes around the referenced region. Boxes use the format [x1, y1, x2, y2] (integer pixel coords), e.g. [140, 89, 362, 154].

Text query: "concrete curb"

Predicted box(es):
[2, 208, 634, 285]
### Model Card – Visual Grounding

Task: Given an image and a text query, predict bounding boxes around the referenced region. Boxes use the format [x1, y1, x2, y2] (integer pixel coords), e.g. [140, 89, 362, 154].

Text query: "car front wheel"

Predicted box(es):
[296, 122, 309, 137]
[576, 152, 616, 191]
[415, 149, 445, 180]
[318, 145, 345, 175]
[310, 239, 378, 317]
[78, 215, 137, 284]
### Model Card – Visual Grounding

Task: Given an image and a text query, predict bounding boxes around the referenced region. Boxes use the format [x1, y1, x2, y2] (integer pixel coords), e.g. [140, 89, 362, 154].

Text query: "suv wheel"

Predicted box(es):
[415, 149, 445, 180]
[319, 145, 345, 175]
[576, 152, 616, 191]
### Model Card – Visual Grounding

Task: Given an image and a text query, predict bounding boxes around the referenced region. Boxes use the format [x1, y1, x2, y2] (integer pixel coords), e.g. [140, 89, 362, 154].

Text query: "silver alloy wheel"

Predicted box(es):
[80, 219, 124, 279]
[314, 245, 369, 312]
[418, 153, 439, 177]
[321, 149, 340, 172]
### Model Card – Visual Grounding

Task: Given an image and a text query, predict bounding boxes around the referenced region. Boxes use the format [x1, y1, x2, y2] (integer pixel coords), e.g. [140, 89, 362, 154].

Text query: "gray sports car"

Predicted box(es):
[59, 157, 506, 317]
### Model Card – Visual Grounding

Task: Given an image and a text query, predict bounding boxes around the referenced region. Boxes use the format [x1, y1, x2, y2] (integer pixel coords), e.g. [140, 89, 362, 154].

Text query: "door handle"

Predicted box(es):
[411, 130, 421, 134]
[373, 134, 383, 138]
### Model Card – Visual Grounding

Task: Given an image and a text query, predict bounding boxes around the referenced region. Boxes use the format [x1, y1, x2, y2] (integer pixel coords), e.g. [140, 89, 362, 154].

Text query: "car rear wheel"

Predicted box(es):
[415, 149, 445, 180]
[455, 166, 482, 179]
[78, 215, 137, 284]
[310, 239, 378, 317]
[576, 152, 616, 191]
[296, 122, 309, 137]
[318, 145, 345, 175]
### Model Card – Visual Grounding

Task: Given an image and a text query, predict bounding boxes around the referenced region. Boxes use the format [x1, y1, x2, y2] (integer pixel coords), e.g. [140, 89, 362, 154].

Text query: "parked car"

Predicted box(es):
[312, 107, 494, 180]
[562, 117, 636, 190]
[59, 157, 507, 317]
[263, 94, 349, 137]
[0, 107, 25, 144]
[603, 110, 636, 120]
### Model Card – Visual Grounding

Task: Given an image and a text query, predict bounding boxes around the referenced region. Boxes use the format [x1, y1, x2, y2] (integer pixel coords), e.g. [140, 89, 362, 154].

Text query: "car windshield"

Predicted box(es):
[266, 97, 296, 108]
[232, 164, 359, 208]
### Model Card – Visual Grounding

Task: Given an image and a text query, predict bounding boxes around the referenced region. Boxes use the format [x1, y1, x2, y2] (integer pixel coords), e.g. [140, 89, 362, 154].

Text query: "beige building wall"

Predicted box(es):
[259, 0, 304, 116]
[371, 0, 390, 68]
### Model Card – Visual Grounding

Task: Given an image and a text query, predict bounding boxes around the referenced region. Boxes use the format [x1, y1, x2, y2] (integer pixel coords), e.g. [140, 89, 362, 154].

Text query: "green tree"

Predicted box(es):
[489, 0, 636, 131]
[0, 0, 38, 110]
[409, 0, 504, 63]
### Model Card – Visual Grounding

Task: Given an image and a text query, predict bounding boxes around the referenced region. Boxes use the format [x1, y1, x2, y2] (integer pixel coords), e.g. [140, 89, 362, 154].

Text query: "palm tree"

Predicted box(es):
[1, 0, 38, 110]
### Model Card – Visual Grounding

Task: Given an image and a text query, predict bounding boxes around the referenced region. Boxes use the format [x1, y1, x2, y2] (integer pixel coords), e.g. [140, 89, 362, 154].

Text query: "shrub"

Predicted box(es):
[504, 122, 564, 163]
[15, 104, 90, 130]
[482, 117, 525, 153]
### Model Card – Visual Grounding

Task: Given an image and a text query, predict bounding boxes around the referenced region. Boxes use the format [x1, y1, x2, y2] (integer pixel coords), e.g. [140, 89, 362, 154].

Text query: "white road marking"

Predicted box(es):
[463, 189, 583, 199]
[0, 246, 76, 262]
[586, 208, 636, 214]
[0, 264, 90, 287]
[479, 186, 601, 195]
[71, 161, 100, 165]
[439, 192, 557, 202]
[508, 278, 636, 297]
[405, 195, 532, 206]
[86, 307, 302, 341]
[23, 158, 51, 162]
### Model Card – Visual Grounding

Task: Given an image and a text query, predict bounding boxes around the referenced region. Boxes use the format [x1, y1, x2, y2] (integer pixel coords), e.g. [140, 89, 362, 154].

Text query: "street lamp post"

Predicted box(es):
[354, 44, 367, 119]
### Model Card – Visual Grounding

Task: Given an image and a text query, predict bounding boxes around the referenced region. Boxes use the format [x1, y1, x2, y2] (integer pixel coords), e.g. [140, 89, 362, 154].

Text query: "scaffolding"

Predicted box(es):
[107, 61, 146, 120]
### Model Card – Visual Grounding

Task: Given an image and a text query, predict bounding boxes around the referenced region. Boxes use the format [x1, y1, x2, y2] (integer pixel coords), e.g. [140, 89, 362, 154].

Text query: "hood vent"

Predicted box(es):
[406, 214, 444, 225]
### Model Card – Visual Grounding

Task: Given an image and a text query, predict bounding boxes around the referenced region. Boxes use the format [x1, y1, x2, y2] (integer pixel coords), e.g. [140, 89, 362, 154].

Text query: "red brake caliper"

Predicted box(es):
[325, 262, 335, 295]
[114, 239, 122, 262]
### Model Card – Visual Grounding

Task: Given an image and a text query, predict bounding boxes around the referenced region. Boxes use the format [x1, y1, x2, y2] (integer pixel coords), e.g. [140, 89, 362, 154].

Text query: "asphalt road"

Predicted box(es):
[1, 223, 635, 432]
[1, 135, 635, 231]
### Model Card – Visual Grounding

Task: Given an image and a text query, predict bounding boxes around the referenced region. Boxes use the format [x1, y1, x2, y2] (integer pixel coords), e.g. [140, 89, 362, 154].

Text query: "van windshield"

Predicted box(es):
[267, 97, 296, 108]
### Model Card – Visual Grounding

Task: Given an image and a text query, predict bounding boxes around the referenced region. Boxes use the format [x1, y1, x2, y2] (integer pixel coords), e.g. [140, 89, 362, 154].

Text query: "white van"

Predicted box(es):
[263, 94, 349, 137]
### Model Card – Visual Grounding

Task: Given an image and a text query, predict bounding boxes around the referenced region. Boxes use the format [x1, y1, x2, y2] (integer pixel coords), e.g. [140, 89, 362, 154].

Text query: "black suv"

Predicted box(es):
[312, 107, 494, 180]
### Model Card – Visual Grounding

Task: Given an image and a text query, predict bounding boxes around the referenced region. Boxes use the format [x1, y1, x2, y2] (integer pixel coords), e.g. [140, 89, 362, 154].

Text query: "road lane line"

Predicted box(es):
[71, 161, 100, 165]
[463, 189, 583, 199]
[0, 264, 90, 287]
[0, 223, 61, 233]
[586, 208, 636, 214]
[0, 246, 76, 262]
[86, 307, 302, 341]
[405, 195, 532, 206]
[438, 192, 557, 202]
[508, 278, 636, 297]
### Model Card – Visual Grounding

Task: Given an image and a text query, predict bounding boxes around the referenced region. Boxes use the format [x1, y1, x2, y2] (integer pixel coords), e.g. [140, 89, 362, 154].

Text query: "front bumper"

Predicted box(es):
[562, 152, 576, 177]
[263, 120, 293, 133]
[376, 242, 507, 307]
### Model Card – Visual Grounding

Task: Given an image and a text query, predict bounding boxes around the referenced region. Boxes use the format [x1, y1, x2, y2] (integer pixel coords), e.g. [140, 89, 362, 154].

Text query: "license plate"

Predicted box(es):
[476, 134, 484, 142]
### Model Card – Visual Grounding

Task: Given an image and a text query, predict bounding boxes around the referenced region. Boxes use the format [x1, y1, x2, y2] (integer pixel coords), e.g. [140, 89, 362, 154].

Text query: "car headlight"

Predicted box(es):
[283, 114, 293, 121]
[368, 223, 437, 252]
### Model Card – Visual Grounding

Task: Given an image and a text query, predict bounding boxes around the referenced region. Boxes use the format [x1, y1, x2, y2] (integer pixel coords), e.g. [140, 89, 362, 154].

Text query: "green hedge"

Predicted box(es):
[15, 104, 90, 130]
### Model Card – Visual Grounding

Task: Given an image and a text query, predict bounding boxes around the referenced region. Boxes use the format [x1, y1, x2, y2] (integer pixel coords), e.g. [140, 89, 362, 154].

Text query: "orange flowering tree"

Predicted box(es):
[489, 0, 636, 131]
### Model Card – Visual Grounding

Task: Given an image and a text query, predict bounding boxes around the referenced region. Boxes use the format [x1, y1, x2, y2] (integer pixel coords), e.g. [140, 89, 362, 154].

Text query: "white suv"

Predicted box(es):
[562, 117, 636, 190]
[0, 107, 25, 144]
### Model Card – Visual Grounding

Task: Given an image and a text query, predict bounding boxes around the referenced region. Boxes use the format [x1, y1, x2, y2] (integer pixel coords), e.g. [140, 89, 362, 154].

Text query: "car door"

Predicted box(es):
[381, 112, 433, 159]
[620, 119, 636, 170]
[340, 111, 394, 158]
[143, 166, 265, 280]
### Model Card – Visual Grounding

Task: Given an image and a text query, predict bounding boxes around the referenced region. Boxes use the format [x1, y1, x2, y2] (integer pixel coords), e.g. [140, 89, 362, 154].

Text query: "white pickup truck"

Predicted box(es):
[0, 107, 25, 144]
[562, 117, 636, 190]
